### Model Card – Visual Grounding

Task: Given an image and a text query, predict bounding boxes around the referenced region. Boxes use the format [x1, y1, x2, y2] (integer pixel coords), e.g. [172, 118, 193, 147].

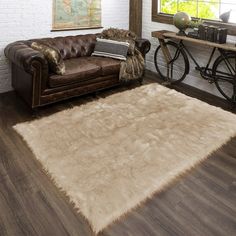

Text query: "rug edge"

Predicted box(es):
[12, 83, 236, 234]
[13, 124, 236, 234]
[94, 133, 236, 233]
[12, 83, 234, 129]
[12, 125, 96, 233]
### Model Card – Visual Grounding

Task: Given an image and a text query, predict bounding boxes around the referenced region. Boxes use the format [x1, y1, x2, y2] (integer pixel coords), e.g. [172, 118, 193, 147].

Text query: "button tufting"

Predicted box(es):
[42, 34, 97, 60]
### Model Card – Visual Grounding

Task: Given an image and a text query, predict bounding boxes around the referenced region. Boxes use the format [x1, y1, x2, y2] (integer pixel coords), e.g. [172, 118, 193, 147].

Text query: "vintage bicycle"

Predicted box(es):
[152, 31, 236, 104]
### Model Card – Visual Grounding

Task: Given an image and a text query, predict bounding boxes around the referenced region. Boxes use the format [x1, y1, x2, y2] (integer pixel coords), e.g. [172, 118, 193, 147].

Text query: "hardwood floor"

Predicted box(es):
[0, 70, 235, 236]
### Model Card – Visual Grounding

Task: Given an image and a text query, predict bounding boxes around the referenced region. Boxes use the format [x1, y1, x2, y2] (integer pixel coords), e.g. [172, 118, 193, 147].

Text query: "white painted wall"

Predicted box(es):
[0, 0, 129, 93]
[143, 0, 236, 98]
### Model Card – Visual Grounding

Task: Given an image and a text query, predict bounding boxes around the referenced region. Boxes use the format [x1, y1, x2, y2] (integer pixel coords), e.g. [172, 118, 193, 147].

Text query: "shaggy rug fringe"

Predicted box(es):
[16, 134, 235, 235]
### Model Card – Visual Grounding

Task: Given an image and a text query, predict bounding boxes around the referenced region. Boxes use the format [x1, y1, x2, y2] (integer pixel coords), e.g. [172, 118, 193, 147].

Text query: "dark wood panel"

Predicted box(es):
[129, 0, 142, 37]
[0, 71, 235, 236]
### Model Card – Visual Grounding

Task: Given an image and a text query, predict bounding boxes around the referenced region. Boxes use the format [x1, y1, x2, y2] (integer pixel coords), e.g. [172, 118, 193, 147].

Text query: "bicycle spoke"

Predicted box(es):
[215, 75, 235, 84]
[154, 41, 188, 84]
[212, 53, 236, 102]
[214, 70, 235, 77]
[170, 49, 181, 64]
[222, 56, 236, 75]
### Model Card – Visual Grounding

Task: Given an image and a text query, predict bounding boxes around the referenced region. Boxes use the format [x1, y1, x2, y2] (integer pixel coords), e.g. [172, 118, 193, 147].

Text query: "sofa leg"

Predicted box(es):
[139, 77, 144, 85]
[92, 91, 99, 98]
[31, 107, 40, 117]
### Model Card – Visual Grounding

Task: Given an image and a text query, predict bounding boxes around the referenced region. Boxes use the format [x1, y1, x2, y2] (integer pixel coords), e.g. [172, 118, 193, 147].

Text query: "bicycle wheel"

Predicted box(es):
[212, 53, 236, 103]
[154, 41, 189, 84]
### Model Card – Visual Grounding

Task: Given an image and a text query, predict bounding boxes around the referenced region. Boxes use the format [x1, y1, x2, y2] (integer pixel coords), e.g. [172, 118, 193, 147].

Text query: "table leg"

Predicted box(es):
[158, 38, 172, 85]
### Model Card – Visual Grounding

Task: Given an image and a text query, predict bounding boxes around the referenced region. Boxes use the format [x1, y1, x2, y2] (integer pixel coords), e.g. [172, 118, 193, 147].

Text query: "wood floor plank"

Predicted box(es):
[0, 71, 235, 236]
[0, 125, 93, 236]
[0, 176, 38, 236]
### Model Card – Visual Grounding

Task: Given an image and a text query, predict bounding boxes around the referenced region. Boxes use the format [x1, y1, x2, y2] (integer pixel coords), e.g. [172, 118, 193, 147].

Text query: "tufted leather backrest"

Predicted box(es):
[35, 34, 97, 60]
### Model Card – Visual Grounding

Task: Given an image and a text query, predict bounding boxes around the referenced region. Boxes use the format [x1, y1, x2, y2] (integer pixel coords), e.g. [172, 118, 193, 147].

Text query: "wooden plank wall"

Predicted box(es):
[129, 0, 142, 37]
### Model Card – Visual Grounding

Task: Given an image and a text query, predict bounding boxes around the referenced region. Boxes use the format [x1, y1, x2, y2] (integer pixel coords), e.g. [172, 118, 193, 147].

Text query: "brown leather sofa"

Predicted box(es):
[5, 34, 151, 108]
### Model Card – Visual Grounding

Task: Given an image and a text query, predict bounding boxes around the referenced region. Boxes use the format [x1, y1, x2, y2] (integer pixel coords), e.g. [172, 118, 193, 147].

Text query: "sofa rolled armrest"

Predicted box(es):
[4, 41, 48, 74]
[135, 38, 151, 57]
[4, 41, 50, 107]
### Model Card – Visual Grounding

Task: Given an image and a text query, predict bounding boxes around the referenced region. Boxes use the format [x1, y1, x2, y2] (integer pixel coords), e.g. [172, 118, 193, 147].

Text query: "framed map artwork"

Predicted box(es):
[52, 0, 102, 31]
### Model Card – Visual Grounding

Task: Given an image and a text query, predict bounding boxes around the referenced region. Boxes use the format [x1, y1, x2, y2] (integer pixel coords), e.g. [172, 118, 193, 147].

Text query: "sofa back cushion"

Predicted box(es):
[35, 34, 97, 60]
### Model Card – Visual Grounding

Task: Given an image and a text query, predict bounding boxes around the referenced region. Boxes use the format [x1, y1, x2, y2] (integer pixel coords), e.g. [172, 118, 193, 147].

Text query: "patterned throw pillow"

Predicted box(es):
[31, 42, 65, 75]
[100, 28, 137, 55]
[92, 38, 129, 61]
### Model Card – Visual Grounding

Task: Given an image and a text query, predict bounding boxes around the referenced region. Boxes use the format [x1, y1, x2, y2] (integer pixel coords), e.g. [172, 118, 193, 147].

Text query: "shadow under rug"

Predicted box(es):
[14, 84, 236, 234]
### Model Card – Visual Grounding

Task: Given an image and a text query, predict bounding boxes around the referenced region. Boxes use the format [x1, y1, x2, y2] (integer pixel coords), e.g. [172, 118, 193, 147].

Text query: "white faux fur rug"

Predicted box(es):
[14, 84, 236, 233]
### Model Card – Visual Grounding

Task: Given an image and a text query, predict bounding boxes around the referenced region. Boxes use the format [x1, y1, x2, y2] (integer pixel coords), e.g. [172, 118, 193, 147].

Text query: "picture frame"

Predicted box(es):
[52, 0, 102, 31]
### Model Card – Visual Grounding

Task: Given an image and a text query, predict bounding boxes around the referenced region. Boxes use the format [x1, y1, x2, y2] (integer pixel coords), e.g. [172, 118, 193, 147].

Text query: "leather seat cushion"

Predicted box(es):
[88, 56, 120, 76]
[49, 57, 120, 88]
[49, 57, 101, 88]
